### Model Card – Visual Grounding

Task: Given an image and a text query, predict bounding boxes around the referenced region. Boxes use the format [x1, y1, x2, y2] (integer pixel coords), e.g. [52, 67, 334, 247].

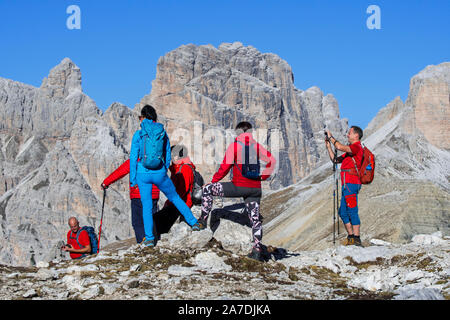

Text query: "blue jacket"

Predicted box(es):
[130, 119, 171, 187]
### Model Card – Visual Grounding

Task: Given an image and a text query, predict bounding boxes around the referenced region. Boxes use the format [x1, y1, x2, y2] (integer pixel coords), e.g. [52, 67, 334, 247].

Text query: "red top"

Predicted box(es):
[165, 157, 195, 208]
[103, 159, 160, 200]
[340, 141, 363, 185]
[67, 229, 90, 259]
[212, 132, 276, 188]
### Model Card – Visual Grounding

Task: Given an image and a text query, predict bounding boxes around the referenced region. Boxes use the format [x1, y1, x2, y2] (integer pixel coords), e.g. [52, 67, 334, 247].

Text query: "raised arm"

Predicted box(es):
[327, 130, 352, 154]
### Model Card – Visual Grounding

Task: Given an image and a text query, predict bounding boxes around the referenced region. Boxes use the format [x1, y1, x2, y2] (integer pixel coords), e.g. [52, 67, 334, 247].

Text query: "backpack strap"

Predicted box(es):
[351, 144, 366, 177]
[176, 163, 195, 193]
[234, 141, 245, 175]
[351, 157, 361, 177]
[74, 228, 86, 249]
[234, 140, 259, 170]
[176, 163, 194, 175]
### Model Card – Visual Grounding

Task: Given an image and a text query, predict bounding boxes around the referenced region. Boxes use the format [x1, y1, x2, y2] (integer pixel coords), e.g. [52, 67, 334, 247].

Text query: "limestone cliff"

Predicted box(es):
[136, 42, 348, 189]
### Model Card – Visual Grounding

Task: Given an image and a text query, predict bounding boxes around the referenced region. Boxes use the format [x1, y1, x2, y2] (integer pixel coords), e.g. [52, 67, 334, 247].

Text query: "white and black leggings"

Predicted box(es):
[200, 182, 263, 251]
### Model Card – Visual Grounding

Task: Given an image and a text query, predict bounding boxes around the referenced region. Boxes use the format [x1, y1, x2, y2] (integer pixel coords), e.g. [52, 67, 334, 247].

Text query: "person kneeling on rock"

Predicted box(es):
[192, 121, 276, 262]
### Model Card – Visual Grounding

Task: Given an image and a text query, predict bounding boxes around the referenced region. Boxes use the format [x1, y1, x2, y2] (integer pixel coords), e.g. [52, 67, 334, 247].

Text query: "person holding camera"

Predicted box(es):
[325, 126, 364, 246]
[61, 217, 92, 259]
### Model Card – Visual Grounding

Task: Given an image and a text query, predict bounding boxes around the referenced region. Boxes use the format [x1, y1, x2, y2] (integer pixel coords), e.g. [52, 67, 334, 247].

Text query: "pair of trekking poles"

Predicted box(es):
[332, 148, 340, 245]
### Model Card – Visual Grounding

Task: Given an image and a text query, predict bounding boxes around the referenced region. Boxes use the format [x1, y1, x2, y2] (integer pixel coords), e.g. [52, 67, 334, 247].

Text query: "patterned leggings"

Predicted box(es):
[200, 182, 263, 251]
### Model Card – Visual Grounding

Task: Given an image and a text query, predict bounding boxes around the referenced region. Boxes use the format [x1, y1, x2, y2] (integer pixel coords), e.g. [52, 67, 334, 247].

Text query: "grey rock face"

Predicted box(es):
[0, 58, 100, 139]
[102, 102, 140, 153]
[0, 59, 134, 266]
[137, 42, 348, 189]
[0, 45, 348, 266]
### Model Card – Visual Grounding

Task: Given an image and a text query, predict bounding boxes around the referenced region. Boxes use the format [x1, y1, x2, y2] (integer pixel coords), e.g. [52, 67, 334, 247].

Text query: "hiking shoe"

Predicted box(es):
[192, 219, 207, 231]
[143, 239, 155, 248]
[344, 236, 355, 246]
[247, 248, 264, 262]
[353, 237, 363, 247]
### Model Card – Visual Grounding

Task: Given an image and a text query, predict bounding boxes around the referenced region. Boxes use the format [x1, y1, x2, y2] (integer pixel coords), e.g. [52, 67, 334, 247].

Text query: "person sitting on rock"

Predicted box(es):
[325, 126, 364, 246]
[153, 144, 197, 235]
[61, 217, 91, 259]
[192, 121, 276, 262]
[102, 159, 160, 244]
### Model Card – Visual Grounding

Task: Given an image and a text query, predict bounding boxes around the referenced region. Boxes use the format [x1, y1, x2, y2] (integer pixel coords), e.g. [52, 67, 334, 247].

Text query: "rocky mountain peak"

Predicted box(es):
[404, 62, 450, 150]
[138, 43, 348, 189]
[40, 58, 82, 98]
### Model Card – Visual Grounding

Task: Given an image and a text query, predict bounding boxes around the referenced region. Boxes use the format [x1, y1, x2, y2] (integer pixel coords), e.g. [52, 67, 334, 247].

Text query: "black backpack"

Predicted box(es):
[177, 164, 204, 206]
[235, 140, 261, 180]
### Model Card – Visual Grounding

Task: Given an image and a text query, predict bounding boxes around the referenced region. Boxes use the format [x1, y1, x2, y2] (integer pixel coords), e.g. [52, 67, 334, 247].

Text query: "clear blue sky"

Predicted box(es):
[0, 0, 449, 129]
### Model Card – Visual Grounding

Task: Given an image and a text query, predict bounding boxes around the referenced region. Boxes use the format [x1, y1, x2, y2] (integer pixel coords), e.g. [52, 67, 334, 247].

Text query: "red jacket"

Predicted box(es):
[165, 157, 195, 208]
[103, 159, 160, 200]
[212, 132, 276, 188]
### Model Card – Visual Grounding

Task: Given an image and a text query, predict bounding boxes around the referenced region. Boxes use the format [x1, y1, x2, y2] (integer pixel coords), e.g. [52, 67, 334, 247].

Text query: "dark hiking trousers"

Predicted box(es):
[131, 198, 158, 243]
[153, 205, 183, 235]
[200, 182, 263, 251]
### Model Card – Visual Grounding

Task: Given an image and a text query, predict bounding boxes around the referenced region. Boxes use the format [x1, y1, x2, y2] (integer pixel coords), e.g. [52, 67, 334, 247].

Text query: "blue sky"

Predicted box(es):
[0, 0, 449, 129]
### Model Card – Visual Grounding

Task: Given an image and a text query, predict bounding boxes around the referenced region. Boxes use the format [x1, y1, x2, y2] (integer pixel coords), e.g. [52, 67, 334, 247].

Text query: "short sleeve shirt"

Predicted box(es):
[340, 141, 363, 185]
[67, 229, 90, 259]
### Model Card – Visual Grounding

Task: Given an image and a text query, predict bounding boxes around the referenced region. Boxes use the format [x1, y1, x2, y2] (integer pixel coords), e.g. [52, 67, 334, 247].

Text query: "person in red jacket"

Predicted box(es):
[325, 126, 364, 246]
[101, 159, 160, 243]
[153, 144, 196, 234]
[61, 217, 91, 259]
[192, 122, 276, 262]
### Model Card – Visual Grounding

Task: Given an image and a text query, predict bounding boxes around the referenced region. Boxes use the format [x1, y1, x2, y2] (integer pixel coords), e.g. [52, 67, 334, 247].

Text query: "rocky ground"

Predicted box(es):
[0, 206, 448, 300]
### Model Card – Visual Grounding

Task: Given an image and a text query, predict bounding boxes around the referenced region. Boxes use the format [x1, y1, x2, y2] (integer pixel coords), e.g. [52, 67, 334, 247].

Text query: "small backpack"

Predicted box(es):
[178, 164, 204, 206]
[235, 140, 261, 180]
[73, 226, 99, 254]
[139, 122, 167, 170]
[351, 144, 375, 185]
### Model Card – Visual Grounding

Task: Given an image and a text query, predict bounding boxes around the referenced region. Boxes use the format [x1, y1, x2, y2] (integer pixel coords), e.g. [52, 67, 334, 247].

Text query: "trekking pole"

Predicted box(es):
[333, 149, 337, 245]
[335, 149, 340, 237]
[98, 188, 106, 253]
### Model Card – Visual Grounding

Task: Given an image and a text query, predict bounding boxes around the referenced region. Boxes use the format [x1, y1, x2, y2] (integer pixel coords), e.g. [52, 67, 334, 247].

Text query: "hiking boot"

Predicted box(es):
[247, 248, 264, 262]
[192, 219, 207, 231]
[353, 237, 363, 247]
[344, 236, 355, 246]
[143, 239, 155, 248]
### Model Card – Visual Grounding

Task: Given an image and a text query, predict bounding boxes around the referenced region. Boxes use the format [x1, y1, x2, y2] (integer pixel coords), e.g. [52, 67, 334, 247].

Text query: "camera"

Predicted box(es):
[61, 243, 72, 250]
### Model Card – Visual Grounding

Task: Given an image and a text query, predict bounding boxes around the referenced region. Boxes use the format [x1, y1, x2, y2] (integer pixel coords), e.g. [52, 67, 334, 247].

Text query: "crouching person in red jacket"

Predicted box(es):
[192, 122, 276, 262]
[153, 144, 196, 234]
[102, 159, 160, 243]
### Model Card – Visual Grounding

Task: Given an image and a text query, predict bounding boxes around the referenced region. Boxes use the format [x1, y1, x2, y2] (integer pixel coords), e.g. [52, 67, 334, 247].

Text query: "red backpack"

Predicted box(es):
[351, 145, 375, 184]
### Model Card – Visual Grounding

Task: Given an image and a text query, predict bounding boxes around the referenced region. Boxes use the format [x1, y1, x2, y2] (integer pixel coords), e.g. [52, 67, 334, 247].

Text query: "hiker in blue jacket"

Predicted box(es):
[130, 105, 199, 247]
